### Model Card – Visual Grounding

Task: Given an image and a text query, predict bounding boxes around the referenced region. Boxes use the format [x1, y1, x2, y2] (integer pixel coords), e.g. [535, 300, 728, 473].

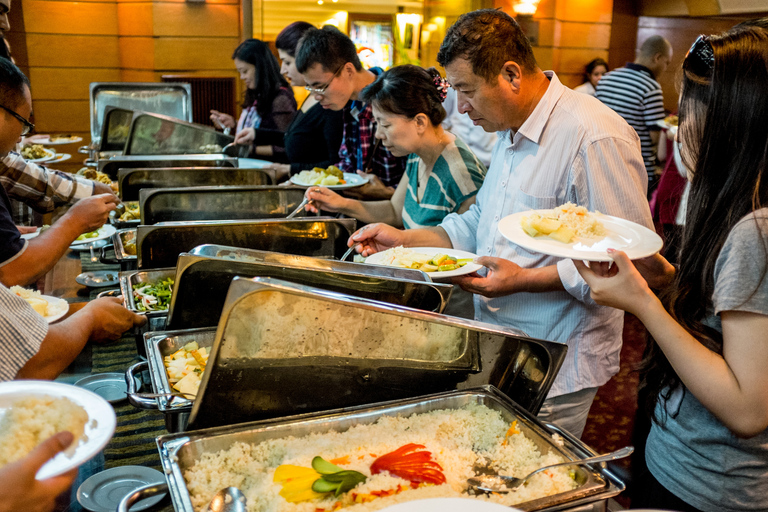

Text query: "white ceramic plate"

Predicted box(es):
[47, 152, 72, 164]
[365, 247, 483, 279]
[382, 498, 520, 512]
[20, 229, 41, 240]
[290, 172, 368, 190]
[24, 147, 57, 164]
[76, 270, 119, 288]
[41, 295, 69, 323]
[77, 466, 166, 512]
[69, 238, 109, 252]
[498, 210, 663, 262]
[25, 134, 84, 146]
[0, 380, 116, 480]
[70, 225, 117, 246]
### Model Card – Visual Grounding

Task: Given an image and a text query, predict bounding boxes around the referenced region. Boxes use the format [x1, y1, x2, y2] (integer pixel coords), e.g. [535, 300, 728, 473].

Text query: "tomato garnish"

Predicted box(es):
[370, 443, 446, 485]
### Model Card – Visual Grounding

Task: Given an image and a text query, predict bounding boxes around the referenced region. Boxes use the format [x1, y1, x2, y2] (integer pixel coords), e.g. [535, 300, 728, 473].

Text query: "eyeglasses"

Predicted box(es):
[684, 35, 714, 78]
[305, 63, 345, 95]
[0, 105, 34, 136]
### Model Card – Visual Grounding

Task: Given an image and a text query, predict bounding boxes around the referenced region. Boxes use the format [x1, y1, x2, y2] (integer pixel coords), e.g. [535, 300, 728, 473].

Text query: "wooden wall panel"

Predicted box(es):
[151, 3, 239, 37]
[25, 34, 120, 68]
[555, 0, 613, 23]
[153, 37, 240, 70]
[32, 100, 90, 132]
[117, 3, 153, 36]
[28, 67, 121, 100]
[556, 21, 611, 49]
[119, 36, 155, 70]
[22, 1, 118, 35]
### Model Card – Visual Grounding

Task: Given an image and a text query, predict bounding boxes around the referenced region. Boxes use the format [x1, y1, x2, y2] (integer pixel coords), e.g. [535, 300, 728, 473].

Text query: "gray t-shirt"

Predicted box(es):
[646, 210, 768, 512]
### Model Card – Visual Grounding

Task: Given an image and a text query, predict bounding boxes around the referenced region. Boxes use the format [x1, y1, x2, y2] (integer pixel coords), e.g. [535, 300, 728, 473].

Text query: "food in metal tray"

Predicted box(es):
[520, 202, 606, 244]
[119, 201, 140, 221]
[76, 167, 113, 185]
[295, 165, 345, 186]
[21, 144, 49, 160]
[0, 395, 89, 467]
[133, 277, 174, 311]
[182, 403, 577, 511]
[163, 341, 208, 398]
[371, 246, 472, 273]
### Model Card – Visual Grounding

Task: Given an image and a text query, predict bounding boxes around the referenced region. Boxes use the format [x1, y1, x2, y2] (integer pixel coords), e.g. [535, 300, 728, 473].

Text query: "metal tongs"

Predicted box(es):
[222, 142, 249, 158]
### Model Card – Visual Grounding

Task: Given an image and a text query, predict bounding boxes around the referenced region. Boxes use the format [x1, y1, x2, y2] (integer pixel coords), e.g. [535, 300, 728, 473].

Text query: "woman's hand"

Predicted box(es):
[343, 171, 395, 200]
[574, 249, 660, 317]
[348, 223, 407, 257]
[209, 110, 235, 130]
[234, 128, 255, 146]
[305, 187, 347, 214]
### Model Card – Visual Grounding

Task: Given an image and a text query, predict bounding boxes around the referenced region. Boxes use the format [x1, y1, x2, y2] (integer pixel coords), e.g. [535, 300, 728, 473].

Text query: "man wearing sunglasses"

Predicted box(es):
[0, 58, 118, 287]
[295, 26, 406, 200]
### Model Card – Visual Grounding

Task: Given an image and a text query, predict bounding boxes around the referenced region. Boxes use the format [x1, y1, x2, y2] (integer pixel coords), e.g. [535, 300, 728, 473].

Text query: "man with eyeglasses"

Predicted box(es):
[295, 26, 406, 200]
[0, 58, 118, 287]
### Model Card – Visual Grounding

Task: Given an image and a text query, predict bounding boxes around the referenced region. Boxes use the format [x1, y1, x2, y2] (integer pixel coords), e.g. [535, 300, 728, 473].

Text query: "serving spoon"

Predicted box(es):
[206, 487, 247, 512]
[467, 445, 633, 493]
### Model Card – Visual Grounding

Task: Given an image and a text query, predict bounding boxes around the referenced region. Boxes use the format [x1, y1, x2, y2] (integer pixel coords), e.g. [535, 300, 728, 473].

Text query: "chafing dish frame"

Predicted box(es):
[156, 386, 623, 512]
[100, 228, 138, 271]
[99, 154, 239, 180]
[118, 167, 273, 201]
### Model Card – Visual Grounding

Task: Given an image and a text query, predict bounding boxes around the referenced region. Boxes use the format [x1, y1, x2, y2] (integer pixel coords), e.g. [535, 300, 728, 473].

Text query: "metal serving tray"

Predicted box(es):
[184, 276, 563, 429]
[136, 218, 356, 269]
[139, 186, 307, 225]
[99, 155, 238, 180]
[165, 247, 452, 329]
[119, 268, 176, 357]
[100, 228, 138, 271]
[90, 82, 192, 147]
[123, 112, 233, 156]
[118, 167, 273, 201]
[155, 387, 622, 512]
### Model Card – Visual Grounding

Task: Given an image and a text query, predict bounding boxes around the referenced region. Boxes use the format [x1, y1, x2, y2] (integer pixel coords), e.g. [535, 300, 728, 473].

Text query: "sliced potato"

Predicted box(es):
[548, 225, 575, 244]
[531, 217, 561, 235]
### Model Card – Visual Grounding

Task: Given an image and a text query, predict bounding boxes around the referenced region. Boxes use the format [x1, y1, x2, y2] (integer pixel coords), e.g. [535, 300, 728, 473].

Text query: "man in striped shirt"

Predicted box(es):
[595, 36, 672, 195]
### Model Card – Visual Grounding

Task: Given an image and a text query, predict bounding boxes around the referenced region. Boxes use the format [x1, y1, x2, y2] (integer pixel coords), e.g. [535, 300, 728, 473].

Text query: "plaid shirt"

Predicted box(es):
[336, 101, 406, 188]
[1, 151, 94, 225]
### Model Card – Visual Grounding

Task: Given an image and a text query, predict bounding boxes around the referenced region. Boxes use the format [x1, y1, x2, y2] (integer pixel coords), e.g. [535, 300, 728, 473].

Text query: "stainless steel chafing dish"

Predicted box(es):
[123, 111, 233, 157]
[139, 186, 307, 225]
[127, 276, 565, 432]
[165, 246, 452, 330]
[99, 155, 238, 180]
[142, 387, 622, 512]
[118, 268, 176, 358]
[118, 167, 273, 201]
[100, 228, 138, 271]
[136, 218, 356, 269]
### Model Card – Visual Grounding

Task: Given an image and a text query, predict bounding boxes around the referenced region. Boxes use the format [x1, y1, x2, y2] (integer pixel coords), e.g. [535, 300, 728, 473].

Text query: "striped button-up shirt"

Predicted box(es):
[1, 151, 94, 225]
[441, 72, 653, 397]
[0, 284, 47, 381]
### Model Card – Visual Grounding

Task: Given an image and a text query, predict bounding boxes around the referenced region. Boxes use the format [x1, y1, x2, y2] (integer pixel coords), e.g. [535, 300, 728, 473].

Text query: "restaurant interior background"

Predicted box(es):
[4, 0, 767, 177]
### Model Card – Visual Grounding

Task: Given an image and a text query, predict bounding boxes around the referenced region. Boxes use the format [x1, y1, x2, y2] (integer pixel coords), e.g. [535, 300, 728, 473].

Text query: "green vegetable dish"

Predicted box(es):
[133, 277, 174, 312]
[76, 230, 100, 242]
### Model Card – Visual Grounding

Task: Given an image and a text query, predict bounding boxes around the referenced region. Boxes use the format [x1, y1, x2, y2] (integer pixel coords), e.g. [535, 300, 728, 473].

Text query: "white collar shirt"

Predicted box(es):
[441, 71, 653, 397]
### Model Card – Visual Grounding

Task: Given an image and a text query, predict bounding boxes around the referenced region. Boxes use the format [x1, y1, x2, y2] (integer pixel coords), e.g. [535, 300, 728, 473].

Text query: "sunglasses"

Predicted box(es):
[684, 35, 715, 77]
[305, 63, 345, 96]
[0, 104, 34, 136]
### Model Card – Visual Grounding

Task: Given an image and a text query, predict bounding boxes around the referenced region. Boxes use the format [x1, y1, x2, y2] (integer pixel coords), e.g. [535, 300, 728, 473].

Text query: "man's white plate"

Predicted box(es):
[41, 295, 69, 323]
[0, 380, 116, 480]
[290, 172, 368, 190]
[365, 247, 482, 279]
[382, 498, 520, 512]
[25, 134, 84, 146]
[70, 225, 117, 246]
[498, 210, 663, 262]
[48, 153, 72, 164]
[25, 147, 57, 164]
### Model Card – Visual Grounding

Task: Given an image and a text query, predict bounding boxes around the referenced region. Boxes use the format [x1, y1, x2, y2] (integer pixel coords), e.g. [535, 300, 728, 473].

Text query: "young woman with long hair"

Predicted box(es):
[209, 39, 297, 160]
[575, 23, 768, 511]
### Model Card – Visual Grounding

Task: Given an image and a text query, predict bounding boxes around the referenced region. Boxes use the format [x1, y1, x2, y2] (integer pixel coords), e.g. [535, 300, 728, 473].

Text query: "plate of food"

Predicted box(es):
[20, 144, 56, 164]
[0, 380, 116, 480]
[70, 224, 117, 246]
[9, 286, 69, 323]
[290, 166, 368, 190]
[498, 203, 663, 262]
[25, 134, 84, 146]
[47, 153, 71, 164]
[364, 246, 482, 279]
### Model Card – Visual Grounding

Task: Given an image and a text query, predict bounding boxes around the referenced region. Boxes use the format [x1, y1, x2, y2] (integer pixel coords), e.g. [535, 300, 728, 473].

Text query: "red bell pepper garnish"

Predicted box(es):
[370, 443, 446, 485]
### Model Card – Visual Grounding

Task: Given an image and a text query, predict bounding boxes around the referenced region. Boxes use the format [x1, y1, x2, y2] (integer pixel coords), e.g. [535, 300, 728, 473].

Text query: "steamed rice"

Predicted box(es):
[0, 395, 89, 467]
[183, 404, 578, 512]
[550, 203, 605, 238]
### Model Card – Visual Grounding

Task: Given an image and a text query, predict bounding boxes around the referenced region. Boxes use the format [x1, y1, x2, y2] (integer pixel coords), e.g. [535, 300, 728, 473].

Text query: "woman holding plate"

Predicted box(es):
[575, 23, 768, 511]
[304, 64, 486, 229]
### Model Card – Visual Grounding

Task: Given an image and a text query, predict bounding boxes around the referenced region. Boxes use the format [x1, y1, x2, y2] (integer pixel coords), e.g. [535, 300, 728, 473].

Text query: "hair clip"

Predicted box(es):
[432, 75, 450, 103]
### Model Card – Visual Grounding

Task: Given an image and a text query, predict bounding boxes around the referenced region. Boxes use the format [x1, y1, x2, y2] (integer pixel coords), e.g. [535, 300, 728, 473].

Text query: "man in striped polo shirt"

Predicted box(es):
[595, 36, 672, 196]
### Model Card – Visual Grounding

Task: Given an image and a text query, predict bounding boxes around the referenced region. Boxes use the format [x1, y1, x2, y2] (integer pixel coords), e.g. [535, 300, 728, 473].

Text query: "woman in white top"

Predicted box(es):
[573, 58, 608, 96]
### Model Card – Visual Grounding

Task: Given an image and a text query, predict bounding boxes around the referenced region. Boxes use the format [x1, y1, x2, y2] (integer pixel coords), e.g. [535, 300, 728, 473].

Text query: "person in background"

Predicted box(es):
[348, 9, 667, 438]
[596, 36, 672, 195]
[264, 21, 343, 181]
[441, 87, 497, 168]
[0, 58, 117, 286]
[576, 23, 768, 511]
[295, 25, 406, 200]
[0, 0, 10, 60]
[305, 65, 485, 229]
[210, 39, 297, 161]
[573, 58, 608, 96]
